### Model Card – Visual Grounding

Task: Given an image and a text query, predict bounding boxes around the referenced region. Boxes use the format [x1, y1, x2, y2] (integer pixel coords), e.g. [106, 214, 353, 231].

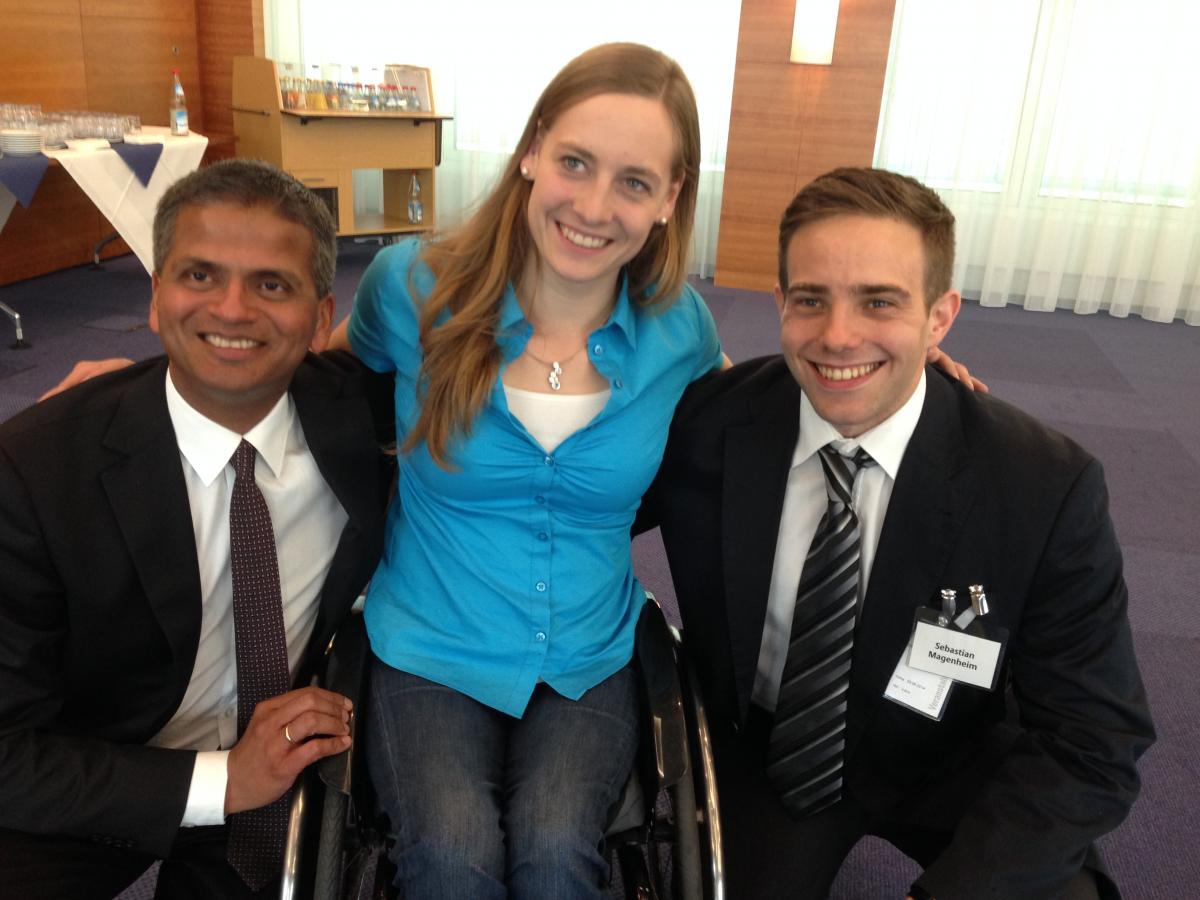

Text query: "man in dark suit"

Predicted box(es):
[0, 160, 390, 898]
[643, 168, 1154, 899]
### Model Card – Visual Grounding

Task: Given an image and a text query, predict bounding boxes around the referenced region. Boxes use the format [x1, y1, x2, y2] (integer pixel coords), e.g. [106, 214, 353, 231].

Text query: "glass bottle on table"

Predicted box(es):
[170, 69, 189, 136]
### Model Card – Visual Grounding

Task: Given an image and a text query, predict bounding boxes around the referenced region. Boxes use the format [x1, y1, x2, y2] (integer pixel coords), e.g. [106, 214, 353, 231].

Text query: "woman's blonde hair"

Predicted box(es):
[406, 42, 701, 465]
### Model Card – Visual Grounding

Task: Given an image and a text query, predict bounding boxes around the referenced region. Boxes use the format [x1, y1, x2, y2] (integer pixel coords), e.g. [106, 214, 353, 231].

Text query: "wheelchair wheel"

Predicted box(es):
[668, 766, 702, 899]
[679, 652, 724, 900]
[313, 787, 348, 900]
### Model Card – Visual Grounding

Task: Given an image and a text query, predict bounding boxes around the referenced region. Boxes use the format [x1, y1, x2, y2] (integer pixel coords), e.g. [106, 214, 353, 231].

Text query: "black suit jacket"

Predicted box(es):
[0, 353, 392, 857]
[642, 357, 1154, 898]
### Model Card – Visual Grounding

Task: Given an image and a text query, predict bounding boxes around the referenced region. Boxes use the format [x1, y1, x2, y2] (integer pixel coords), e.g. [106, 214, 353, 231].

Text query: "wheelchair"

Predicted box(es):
[280, 595, 725, 900]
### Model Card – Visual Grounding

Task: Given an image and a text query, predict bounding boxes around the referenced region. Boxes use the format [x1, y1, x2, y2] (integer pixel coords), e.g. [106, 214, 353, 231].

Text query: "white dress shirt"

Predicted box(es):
[752, 372, 928, 711]
[147, 372, 348, 825]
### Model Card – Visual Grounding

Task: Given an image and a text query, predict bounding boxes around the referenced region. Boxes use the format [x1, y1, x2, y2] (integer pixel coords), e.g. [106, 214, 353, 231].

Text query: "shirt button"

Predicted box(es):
[544, 455, 553, 466]
[535, 631, 547, 642]
[614, 379, 623, 389]
[593, 343, 604, 356]
[535, 581, 547, 592]
[535, 495, 545, 504]
[537, 532, 548, 541]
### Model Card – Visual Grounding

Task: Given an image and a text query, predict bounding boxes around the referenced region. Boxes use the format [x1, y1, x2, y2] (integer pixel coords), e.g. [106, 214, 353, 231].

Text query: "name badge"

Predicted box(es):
[884, 640, 954, 720]
[907, 610, 1004, 690]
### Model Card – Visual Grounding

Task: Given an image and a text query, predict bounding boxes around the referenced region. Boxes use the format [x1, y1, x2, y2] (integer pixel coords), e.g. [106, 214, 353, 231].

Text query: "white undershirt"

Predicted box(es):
[149, 372, 347, 825]
[504, 385, 610, 453]
[752, 372, 927, 711]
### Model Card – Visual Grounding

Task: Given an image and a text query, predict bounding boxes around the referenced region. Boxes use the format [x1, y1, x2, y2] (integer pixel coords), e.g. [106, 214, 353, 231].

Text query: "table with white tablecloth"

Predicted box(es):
[0, 127, 206, 345]
[39, 127, 208, 273]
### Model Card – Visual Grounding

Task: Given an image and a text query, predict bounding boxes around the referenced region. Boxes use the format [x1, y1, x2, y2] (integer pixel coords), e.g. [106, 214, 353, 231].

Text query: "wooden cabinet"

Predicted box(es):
[231, 56, 449, 237]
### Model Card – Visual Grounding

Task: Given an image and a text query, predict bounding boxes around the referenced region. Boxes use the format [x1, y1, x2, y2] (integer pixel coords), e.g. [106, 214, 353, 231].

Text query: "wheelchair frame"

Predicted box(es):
[280, 597, 724, 900]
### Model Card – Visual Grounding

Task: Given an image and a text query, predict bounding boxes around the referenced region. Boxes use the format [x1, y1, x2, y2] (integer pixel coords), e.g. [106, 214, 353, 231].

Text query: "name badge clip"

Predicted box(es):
[952, 584, 989, 630]
[908, 584, 1007, 691]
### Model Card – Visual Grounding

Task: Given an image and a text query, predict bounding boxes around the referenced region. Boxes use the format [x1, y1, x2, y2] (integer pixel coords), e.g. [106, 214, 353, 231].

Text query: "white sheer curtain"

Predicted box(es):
[263, 0, 740, 276]
[874, 0, 1200, 325]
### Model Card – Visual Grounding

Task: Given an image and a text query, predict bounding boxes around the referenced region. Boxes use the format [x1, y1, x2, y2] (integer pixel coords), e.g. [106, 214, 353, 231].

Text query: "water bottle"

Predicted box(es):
[170, 70, 189, 136]
[407, 172, 423, 224]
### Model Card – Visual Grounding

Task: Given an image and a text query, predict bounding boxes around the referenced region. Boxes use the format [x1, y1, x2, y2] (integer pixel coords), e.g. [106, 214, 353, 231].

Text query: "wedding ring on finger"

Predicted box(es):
[284, 724, 296, 744]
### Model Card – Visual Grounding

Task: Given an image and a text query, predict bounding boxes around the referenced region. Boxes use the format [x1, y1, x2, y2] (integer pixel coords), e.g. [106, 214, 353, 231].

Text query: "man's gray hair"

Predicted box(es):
[153, 159, 337, 297]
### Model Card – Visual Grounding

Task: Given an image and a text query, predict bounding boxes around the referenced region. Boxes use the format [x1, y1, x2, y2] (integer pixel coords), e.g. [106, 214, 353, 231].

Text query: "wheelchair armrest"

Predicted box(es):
[634, 596, 690, 790]
[317, 612, 371, 795]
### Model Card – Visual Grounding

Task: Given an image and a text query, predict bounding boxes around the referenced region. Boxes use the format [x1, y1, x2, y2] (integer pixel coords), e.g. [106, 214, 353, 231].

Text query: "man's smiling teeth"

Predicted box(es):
[205, 334, 260, 350]
[815, 362, 882, 381]
[559, 224, 609, 249]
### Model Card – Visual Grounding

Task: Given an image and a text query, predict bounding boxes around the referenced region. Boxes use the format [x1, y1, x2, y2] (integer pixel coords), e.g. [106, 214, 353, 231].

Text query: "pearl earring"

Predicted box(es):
[657, 217, 669, 226]
[520, 165, 530, 179]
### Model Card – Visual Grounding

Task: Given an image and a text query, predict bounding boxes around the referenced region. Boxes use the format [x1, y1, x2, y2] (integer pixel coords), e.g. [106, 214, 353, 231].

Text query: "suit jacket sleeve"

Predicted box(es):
[917, 456, 1154, 898]
[0, 441, 195, 857]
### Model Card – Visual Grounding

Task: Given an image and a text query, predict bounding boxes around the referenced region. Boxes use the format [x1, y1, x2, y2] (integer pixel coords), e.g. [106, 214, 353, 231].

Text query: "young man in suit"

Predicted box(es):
[0, 160, 391, 898]
[643, 168, 1154, 899]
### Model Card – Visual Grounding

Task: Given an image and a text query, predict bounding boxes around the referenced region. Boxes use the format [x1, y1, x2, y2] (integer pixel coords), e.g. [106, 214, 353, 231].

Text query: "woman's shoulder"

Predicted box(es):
[361, 237, 437, 301]
[367, 236, 426, 278]
[633, 280, 708, 326]
[638, 280, 719, 352]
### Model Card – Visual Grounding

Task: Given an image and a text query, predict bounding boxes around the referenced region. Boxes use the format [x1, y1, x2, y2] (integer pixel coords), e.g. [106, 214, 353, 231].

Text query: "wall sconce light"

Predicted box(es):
[790, 0, 840, 65]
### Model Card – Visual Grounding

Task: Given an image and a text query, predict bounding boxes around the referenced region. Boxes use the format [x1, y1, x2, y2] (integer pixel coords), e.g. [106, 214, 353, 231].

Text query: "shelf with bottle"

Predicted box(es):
[277, 78, 445, 121]
[289, 168, 435, 238]
[353, 168, 431, 237]
[233, 57, 446, 238]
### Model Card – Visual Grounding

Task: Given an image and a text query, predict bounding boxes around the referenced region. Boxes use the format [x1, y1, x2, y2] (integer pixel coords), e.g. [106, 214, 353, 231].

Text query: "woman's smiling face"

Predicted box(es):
[520, 92, 682, 297]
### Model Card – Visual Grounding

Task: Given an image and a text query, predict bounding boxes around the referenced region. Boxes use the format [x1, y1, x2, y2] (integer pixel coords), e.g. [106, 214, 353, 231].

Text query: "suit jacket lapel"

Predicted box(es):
[848, 371, 977, 751]
[723, 373, 802, 720]
[99, 359, 203, 688]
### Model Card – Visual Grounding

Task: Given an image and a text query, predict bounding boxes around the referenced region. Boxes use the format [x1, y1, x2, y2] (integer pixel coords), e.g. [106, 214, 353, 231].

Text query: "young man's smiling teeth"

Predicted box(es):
[814, 361, 883, 381]
[205, 334, 261, 350]
[559, 223, 610, 250]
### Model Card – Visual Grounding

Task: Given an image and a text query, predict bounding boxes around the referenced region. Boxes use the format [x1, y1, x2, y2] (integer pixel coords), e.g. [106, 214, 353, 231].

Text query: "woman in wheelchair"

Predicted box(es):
[326, 43, 724, 897]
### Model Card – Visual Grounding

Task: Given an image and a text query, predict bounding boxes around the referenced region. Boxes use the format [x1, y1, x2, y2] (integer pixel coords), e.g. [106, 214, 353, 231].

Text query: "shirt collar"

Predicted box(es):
[606, 273, 637, 348]
[164, 371, 296, 486]
[793, 370, 927, 480]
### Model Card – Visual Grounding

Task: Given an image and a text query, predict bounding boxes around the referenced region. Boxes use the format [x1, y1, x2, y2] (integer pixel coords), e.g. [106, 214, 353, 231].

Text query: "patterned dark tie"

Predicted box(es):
[225, 439, 292, 890]
[766, 443, 875, 819]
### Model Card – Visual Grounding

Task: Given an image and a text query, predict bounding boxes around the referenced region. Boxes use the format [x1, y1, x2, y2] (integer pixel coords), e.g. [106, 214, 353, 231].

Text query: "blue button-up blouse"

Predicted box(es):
[348, 239, 721, 716]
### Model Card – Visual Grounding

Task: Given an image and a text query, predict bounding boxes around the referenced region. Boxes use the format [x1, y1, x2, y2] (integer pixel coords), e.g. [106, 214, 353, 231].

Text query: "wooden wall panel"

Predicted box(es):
[82, 16, 203, 130]
[716, 168, 797, 287]
[80, 0, 193, 20]
[196, 0, 264, 159]
[715, 0, 898, 291]
[0, 0, 80, 16]
[0, 14, 90, 108]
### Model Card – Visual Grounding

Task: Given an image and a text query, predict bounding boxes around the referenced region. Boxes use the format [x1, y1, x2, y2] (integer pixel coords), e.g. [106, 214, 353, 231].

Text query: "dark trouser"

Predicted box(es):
[0, 825, 272, 900]
[713, 710, 1107, 900]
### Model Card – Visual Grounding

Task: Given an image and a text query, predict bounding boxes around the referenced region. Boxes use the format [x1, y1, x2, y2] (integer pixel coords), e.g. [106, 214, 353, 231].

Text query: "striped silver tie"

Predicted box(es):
[766, 443, 874, 819]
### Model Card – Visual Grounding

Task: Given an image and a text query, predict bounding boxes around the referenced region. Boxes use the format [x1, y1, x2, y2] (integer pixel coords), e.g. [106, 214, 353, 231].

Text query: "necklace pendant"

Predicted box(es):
[548, 361, 563, 391]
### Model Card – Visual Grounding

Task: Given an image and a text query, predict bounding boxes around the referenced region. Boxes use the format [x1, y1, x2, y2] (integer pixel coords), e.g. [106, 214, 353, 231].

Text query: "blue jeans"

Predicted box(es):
[366, 656, 638, 900]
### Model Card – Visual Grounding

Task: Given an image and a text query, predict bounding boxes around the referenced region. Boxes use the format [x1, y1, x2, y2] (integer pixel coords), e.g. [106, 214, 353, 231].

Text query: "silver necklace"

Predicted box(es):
[523, 341, 589, 391]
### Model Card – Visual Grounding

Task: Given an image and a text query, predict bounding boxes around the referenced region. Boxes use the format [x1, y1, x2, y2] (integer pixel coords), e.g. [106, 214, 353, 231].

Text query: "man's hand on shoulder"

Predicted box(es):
[38, 358, 136, 401]
[224, 686, 353, 815]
